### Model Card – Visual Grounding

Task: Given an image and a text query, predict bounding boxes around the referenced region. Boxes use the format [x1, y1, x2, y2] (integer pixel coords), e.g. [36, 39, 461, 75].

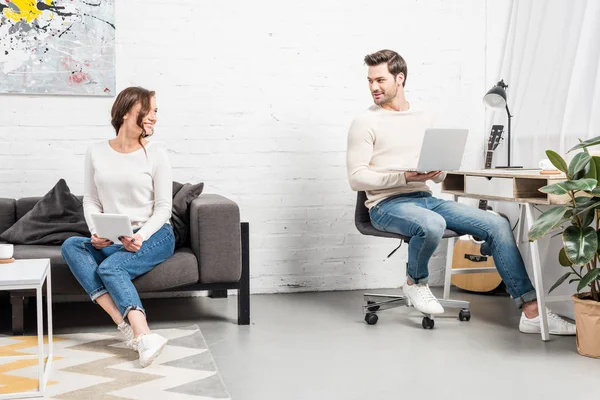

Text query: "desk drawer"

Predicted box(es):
[465, 176, 514, 198]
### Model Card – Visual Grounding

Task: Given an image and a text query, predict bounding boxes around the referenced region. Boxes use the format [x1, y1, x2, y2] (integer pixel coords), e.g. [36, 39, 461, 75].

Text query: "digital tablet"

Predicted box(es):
[91, 213, 134, 243]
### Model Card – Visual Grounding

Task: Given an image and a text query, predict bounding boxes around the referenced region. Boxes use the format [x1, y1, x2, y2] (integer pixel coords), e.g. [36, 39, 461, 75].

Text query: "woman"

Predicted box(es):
[61, 86, 175, 367]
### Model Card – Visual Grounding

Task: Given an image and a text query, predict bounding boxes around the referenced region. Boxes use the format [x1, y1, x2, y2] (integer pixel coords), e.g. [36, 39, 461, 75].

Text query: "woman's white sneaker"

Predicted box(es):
[403, 278, 444, 315]
[136, 333, 168, 367]
[519, 308, 576, 335]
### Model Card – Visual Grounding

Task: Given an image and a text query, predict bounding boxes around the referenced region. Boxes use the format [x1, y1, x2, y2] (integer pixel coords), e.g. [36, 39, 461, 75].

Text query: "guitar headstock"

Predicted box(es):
[487, 125, 504, 151]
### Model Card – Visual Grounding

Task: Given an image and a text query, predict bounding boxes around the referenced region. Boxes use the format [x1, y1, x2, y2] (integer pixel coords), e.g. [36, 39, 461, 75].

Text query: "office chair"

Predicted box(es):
[355, 191, 471, 329]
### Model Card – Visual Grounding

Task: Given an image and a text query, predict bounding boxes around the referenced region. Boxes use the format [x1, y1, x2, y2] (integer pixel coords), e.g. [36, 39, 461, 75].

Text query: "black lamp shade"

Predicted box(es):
[483, 84, 507, 109]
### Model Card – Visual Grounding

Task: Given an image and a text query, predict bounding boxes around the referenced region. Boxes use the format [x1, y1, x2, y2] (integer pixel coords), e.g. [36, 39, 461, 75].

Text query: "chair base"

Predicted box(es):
[363, 292, 471, 329]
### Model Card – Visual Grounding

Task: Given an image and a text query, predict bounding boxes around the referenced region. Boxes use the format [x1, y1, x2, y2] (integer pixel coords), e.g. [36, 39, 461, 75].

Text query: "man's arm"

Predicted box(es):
[346, 117, 407, 191]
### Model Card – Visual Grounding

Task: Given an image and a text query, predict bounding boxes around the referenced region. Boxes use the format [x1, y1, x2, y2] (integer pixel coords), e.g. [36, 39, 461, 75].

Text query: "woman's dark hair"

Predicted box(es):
[110, 86, 155, 154]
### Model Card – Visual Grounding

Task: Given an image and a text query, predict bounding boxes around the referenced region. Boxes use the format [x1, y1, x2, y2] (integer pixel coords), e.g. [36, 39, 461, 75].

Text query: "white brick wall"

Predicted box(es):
[0, 0, 509, 293]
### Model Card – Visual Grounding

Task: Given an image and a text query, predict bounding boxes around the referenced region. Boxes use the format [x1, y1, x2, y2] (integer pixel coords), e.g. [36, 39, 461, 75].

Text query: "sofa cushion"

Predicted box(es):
[133, 247, 200, 291]
[14, 245, 199, 294]
[1, 180, 89, 245]
[171, 182, 204, 249]
[0, 198, 16, 242]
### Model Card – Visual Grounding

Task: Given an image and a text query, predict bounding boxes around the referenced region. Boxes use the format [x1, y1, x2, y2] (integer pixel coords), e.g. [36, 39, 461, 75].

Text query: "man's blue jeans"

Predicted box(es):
[369, 192, 537, 308]
[61, 224, 175, 319]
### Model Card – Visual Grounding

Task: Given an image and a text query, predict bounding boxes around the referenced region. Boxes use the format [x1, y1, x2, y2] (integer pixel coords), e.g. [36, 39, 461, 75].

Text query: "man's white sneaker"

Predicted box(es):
[519, 308, 576, 335]
[136, 333, 168, 368]
[117, 321, 137, 351]
[403, 278, 444, 315]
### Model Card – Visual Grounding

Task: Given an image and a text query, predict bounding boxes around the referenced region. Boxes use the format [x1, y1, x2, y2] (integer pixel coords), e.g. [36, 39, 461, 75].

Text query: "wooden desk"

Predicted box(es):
[441, 169, 567, 341]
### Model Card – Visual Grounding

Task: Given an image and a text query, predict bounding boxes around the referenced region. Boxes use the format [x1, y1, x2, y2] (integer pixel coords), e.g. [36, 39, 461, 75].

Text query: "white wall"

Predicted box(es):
[0, 0, 509, 293]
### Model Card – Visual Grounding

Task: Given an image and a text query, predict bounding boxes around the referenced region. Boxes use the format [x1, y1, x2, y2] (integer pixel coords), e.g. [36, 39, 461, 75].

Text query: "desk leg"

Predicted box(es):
[524, 204, 550, 341]
[36, 286, 44, 393]
[45, 268, 53, 389]
[443, 195, 458, 299]
[515, 204, 526, 245]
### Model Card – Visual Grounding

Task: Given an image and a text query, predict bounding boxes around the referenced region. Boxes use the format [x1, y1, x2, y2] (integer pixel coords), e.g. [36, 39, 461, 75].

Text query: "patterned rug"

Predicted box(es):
[0, 325, 231, 399]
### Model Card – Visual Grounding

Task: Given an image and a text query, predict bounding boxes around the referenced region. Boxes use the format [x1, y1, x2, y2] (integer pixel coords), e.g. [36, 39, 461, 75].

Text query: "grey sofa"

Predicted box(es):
[0, 194, 250, 334]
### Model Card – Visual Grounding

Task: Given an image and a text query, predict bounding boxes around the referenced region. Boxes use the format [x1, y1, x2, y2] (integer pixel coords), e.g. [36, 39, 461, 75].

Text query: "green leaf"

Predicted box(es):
[583, 155, 600, 181]
[546, 150, 569, 173]
[539, 182, 569, 195]
[528, 205, 569, 241]
[559, 247, 573, 266]
[568, 135, 600, 152]
[549, 272, 572, 294]
[563, 226, 598, 266]
[579, 209, 595, 227]
[588, 188, 600, 196]
[568, 152, 592, 178]
[572, 200, 600, 219]
[569, 278, 581, 284]
[562, 179, 597, 191]
[577, 269, 600, 292]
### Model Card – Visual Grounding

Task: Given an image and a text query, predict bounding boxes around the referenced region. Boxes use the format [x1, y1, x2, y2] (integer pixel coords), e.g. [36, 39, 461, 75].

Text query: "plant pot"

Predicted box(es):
[572, 293, 600, 358]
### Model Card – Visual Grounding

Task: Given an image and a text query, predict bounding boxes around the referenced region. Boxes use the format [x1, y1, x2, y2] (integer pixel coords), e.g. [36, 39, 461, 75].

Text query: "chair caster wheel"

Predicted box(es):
[365, 313, 379, 325]
[366, 301, 380, 312]
[422, 316, 434, 329]
[459, 309, 471, 321]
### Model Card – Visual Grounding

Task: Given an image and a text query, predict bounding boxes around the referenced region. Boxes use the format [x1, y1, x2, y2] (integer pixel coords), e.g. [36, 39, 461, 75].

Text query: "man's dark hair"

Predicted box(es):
[364, 49, 407, 87]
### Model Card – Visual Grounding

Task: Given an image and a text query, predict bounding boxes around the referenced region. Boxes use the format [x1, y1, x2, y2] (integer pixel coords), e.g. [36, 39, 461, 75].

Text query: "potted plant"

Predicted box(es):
[528, 137, 600, 358]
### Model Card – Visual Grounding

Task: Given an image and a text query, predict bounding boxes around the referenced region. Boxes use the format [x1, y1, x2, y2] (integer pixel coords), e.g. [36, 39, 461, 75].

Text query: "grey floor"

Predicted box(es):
[1, 288, 598, 400]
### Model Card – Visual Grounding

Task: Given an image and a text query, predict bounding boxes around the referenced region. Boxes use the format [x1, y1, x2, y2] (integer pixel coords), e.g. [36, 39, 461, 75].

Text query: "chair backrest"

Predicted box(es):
[354, 191, 407, 239]
[355, 191, 371, 228]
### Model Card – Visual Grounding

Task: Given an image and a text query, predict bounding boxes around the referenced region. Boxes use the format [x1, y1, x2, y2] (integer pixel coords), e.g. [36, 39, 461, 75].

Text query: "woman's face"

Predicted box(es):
[123, 96, 157, 136]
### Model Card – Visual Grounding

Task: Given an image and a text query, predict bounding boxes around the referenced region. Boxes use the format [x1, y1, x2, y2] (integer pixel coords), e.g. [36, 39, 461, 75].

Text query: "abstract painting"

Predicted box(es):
[0, 1, 115, 96]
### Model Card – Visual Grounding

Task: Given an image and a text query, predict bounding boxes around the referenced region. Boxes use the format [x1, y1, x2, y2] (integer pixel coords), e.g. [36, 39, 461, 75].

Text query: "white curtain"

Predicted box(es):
[486, 0, 600, 315]
[491, 0, 600, 167]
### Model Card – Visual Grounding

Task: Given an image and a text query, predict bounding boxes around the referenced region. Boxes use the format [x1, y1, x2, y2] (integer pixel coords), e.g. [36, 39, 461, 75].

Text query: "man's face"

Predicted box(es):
[367, 63, 403, 106]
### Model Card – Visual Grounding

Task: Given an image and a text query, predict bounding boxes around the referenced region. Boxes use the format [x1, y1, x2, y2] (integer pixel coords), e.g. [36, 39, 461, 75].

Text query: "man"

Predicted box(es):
[346, 49, 575, 335]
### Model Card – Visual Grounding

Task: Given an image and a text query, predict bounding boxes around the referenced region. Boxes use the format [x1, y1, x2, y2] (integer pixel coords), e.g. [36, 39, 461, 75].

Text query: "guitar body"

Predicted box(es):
[451, 236, 503, 293]
[450, 125, 505, 293]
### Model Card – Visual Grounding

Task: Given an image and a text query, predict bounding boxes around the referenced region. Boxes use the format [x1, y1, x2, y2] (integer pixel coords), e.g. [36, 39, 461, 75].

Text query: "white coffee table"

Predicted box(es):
[0, 259, 52, 399]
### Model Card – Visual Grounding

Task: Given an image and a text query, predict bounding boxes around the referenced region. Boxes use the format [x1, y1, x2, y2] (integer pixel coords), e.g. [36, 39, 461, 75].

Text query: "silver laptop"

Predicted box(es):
[406, 128, 469, 173]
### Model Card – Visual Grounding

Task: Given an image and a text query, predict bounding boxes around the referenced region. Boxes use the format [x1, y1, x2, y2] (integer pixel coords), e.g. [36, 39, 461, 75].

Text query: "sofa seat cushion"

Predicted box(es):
[13, 246, 199, 294]
[134, 248, 199, 292]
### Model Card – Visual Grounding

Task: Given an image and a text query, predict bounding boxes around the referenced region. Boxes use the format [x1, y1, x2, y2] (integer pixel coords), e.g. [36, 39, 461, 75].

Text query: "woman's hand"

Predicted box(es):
[405, 171, 442, 183]
[91, 234, 113, 249]
[119, 233, 144, 252]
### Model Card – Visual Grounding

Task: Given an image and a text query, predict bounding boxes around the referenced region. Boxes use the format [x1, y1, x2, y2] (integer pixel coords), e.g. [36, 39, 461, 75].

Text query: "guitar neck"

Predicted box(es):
[479, 150, 494, 211]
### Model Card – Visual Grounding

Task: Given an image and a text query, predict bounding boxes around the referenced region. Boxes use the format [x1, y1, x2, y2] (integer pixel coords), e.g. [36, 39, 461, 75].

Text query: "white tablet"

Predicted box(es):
[91, 213, 134, 243]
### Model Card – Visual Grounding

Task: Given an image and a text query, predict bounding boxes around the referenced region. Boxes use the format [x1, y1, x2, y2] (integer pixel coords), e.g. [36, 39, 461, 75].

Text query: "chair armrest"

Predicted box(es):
[189, 194, 242, 283]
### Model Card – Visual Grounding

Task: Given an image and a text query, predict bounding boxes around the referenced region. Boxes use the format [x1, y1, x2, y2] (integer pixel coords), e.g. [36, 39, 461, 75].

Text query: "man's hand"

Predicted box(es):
[405, 171, 442, 183]
[119, 233, 144, 253]
[91, 234, 113, 249]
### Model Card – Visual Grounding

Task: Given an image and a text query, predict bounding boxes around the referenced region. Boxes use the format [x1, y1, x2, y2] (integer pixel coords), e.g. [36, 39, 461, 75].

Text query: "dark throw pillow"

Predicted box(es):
[171, 181, 204, 248]
[0, 179, 89, 245]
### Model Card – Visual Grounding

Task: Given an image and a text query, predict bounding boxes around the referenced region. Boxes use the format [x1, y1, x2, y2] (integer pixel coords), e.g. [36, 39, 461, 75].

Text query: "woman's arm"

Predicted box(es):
[136, 146, 173, 241]
[82, 147, 103, 235]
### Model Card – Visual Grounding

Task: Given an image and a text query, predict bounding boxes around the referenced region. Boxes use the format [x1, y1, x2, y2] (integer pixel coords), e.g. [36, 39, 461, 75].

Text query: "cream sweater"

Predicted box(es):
[346, 105, 446, 209]
[83, 140, 173, 241]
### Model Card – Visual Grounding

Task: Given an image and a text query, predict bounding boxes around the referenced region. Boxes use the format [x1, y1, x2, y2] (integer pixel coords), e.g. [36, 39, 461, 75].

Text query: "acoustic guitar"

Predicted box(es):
[451, 125, 506, 293]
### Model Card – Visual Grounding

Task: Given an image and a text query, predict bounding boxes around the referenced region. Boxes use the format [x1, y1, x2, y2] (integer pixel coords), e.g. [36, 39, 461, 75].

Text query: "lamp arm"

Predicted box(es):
[506, 104, 512, 167]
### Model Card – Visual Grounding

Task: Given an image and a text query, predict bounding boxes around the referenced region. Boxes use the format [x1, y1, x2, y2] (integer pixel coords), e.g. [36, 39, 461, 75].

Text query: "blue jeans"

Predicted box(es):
[61, 224, 175, 319]
[369, 192, 537, 308]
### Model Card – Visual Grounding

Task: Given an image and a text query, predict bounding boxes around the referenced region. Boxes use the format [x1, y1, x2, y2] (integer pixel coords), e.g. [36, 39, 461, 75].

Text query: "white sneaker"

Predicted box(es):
[117, 321, 137, 351]
[403, 277, 444, 315]
[136, 333, 168, 368]
[519, 308, 576, 335]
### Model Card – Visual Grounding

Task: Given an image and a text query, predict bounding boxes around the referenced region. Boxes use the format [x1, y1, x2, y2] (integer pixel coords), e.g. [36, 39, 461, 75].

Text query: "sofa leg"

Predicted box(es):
[209, 290, 228, 298]
[10, 294, 25, 335]
[238, 222, 250, 325]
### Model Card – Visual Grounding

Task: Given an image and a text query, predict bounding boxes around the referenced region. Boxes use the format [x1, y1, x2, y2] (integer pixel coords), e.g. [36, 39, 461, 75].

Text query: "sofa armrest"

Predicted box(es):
[189, 194, 242, 284]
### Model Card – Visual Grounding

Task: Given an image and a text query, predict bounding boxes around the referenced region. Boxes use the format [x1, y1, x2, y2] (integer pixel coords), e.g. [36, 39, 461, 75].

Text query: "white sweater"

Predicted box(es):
[83, 140, 173, 241]
[346, 105, 446, 209]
